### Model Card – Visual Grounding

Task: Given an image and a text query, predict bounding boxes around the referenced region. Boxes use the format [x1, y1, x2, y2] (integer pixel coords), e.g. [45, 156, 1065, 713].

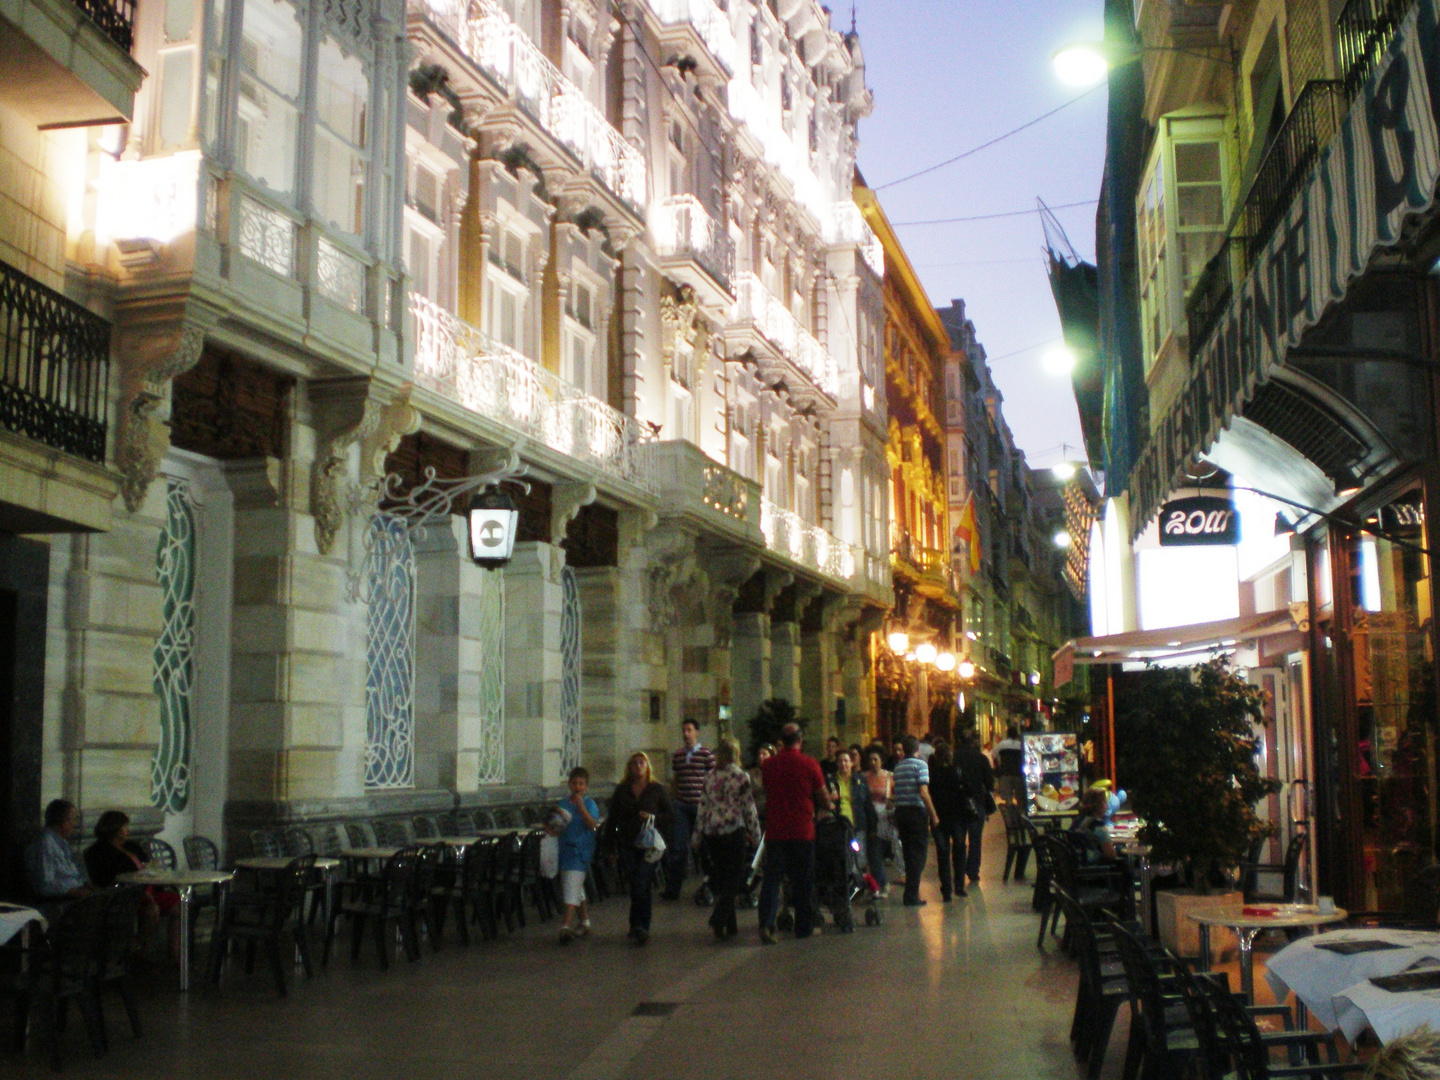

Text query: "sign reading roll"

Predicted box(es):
[1159, 496, 1238, 546]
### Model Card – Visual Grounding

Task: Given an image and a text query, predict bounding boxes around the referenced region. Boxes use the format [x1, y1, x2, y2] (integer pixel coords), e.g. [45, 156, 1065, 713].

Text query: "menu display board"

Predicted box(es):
[1025, 732, 1080, 812]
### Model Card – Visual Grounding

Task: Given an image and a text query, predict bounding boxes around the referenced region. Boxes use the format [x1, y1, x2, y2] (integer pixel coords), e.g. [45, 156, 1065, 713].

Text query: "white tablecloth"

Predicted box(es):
[0, 903, 45, 947]
[1332, 962, 1440, 1043]
[1266, 928, 1440, 1031]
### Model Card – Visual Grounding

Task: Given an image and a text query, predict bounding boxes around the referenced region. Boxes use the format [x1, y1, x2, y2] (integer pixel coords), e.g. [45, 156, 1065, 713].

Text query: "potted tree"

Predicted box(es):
[1116, 658, 1280, 955]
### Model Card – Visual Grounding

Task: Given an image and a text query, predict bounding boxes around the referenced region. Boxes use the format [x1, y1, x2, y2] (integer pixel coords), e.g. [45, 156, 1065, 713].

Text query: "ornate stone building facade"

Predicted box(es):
[0, 0, 891, 855]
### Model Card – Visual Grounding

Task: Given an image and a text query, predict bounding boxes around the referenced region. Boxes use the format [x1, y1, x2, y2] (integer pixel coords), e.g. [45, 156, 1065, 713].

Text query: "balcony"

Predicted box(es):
[0, 260, 117, 531]
[451, 1, 647, 212]
[891, 532, 960, 601]
[824, 202, 884, 278]
[760, 497, 859, 586]
[652, 195, 735, 305]
[648, 0, 735, 83]
[729, 272, 838, 402]
[0, 0, 144, 125]
[410, 295, 654, 491]
[1336, 0, 1416, 93]
[1186, 80, 1346, 353]
[643, 439, 763, 545]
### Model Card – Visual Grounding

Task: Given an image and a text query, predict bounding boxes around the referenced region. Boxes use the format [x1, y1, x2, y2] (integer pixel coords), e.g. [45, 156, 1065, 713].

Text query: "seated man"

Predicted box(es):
[24, 799, 91, 915]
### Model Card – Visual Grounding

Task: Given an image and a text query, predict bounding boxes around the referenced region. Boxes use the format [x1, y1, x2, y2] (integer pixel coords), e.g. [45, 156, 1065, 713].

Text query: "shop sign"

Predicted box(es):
[1158, 496, 1239, 546]
[1129, 0, 1440, 537]
[1381, 495, 1426, 533]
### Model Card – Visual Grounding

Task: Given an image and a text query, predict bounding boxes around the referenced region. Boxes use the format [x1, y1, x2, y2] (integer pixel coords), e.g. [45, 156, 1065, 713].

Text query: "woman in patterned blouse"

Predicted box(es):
[695, 735, 761, 940]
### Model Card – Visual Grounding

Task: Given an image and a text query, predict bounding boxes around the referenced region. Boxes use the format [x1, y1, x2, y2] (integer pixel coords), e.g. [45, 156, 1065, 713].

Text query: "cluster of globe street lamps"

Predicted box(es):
[885, 629, 976, 680]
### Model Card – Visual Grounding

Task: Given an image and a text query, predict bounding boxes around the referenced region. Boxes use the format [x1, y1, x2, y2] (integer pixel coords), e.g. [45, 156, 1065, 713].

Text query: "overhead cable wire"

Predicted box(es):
[891, 198, 1098, 227]
[872, 85, 1106, 191]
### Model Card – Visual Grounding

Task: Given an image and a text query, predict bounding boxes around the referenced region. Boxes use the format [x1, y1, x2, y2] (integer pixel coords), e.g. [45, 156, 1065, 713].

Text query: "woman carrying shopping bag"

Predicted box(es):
[602, 752, 673, 945]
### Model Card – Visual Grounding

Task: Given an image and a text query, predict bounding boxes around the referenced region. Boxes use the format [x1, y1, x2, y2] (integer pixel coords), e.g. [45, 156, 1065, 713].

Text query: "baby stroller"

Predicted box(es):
[814, 814, 881, 930]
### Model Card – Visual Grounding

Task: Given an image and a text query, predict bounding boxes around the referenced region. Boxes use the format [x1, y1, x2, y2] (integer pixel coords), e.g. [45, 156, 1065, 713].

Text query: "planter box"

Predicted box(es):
[1156, 890, 1242, 959]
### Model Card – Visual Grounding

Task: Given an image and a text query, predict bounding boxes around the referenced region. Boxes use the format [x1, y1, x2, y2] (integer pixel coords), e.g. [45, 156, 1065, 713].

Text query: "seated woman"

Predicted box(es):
[1069, 789, 1119, 864]
[84, 810, 179, 953]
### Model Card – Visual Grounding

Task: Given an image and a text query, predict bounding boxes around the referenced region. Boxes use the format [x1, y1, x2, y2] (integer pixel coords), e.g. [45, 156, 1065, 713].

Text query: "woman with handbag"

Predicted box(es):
[602, 752, 673, 945]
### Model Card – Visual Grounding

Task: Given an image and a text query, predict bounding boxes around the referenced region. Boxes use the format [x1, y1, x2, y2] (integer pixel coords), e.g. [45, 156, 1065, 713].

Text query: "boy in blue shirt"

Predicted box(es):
[554, 766, 600, 944]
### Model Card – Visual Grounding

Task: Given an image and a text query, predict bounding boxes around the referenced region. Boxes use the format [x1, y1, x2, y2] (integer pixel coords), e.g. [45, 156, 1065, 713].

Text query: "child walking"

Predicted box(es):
[556, 766, 600, 944]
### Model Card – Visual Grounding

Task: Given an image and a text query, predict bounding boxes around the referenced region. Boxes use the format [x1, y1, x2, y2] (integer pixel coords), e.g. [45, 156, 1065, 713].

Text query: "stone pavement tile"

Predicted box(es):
[5, 820, 1114, 1080]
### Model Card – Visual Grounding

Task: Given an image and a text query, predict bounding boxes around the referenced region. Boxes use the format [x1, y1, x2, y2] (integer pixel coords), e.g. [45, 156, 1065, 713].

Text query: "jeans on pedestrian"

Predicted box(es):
[862, 827, 886, 889]
[757, 838, 816, 937]
[931, 819, 970, 898]
[960, 813, 987, 882]
[702, 829, 747, 934]
[618, 848, 657, 932]
[894, 805, 930, 904]
[663, 801, 697, 897]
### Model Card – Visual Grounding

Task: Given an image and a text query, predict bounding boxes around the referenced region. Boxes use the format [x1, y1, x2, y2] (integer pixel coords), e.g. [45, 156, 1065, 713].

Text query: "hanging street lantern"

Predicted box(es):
[915, 641, 938, 665]
[935, 651, 956, 673]
[468, 486, 520, 568]
[957, 659, 976, 680]
[887, 630, 910, 654]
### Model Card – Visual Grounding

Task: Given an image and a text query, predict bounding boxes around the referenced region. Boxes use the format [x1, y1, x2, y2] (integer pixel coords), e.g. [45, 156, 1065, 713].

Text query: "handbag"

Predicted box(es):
[636, 817, 667, 863]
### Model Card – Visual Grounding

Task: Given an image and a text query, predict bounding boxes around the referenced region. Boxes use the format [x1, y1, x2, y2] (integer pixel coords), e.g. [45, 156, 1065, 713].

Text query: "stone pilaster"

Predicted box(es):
[503, 540, 564, 787]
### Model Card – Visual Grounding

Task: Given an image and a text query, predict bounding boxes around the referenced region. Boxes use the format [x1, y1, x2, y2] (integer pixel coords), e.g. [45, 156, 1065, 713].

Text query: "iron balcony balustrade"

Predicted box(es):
[1336, 0, 1418, 94]
[410, 294, 654, 491]
[647, 0, 736, 76]
[760, 496, 860, 587]
[653, 194, 735, 295]
[731, 272, 838, 398]
[0, 260, 110, 464]
[74, 0, 136, 51]
[416, 0, 647, 212]
[1186, 79, 1347, 353]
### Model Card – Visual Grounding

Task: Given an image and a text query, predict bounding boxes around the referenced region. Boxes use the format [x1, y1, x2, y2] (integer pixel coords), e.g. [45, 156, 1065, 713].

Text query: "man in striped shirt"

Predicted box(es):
[892, 735, 940, 906]
[662, 719, 715, 900]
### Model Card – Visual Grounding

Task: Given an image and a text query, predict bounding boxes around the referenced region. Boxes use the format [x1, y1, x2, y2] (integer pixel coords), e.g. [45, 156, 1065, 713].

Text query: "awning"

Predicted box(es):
[1052, 610, 1297, 675]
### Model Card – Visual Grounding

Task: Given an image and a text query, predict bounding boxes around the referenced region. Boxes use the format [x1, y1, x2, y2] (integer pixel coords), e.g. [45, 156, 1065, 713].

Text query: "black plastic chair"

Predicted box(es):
[15, 892, 109, 1068]
[473, 808, 497, 830]
[183, 835, 220, 871]
[447, 810, 476, 836]
[344, 820, 377, 849]
[460, 838, 500, 941]
[1240, 831, 1307, 904]
[249, 829, 283, 857]
[412, 815, 440, 840]
[281, 828, 315, 857]
[327, 848, 420, 969]
[145, 837, 178, 870]
[1196, 969, 1364, 1079]
[492, 833, 526, 933]
[1000, 802, 1033, 882]
[1111, 920, 1201, 1080]
[93, 886, 146, 1051]
[492, 806, 523, 829]
[1055, 889, 1130, 1080]
[208, 855, 316, 996]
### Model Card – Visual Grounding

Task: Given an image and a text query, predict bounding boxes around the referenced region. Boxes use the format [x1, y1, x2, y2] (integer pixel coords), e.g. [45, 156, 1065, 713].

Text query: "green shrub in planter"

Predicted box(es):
[1116, 658, 1280, 893]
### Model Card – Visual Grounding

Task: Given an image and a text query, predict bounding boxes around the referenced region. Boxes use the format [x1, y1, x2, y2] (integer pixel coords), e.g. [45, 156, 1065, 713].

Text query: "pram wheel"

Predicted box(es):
[864, 908, 880, 927]
[776, 910, 794, 932]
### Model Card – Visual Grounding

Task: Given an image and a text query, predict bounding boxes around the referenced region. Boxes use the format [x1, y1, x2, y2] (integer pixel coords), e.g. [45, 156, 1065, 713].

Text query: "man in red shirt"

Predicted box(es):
[757, 722, 832, 943]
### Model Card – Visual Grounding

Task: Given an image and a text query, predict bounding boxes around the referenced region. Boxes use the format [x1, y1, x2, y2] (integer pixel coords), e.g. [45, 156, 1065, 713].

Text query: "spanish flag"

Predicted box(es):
[954, 496, 981, 575]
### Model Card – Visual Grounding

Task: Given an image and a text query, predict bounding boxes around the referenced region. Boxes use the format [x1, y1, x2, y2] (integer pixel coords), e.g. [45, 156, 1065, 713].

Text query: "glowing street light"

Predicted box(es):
[887, 630, 910, 654]
[1053, 529, 1073, 549]
[1052, 42, 1110, 87]
[915, 641, 938, 665]
[1042, 345, 1078, 375]
[935, 651, 957, 673]
[1051, 461, 1077, 480]
[957, 660, 976, 680]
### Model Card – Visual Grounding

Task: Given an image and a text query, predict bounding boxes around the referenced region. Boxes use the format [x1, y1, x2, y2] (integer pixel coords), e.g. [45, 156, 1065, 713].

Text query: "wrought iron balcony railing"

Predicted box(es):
[1336, 0, 1417, 93]
[410, 294, 654, 490]
[456, 1, 646, 211]
[0, 261, 110, 464]
[760, 497, 858, 583]
[75, 0, 136, 52]
[1186, 80, 1347, 355]
[649, 0, 735, 73]
[732, 272, 837, 396]
[653, 195, 735, 292]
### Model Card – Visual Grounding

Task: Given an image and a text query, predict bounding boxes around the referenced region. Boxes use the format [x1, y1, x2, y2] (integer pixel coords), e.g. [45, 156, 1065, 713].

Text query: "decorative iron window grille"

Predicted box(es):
[560, 565, 582, 773]
[151, 478, 197, 812]
[476, 566, 505, 784]
[0, 260, 110, 463]
[364, 511, 416, 789]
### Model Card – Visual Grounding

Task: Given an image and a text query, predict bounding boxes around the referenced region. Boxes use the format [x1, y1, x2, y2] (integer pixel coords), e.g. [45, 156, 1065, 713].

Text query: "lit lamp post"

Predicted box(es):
[467, 487, 520, 568]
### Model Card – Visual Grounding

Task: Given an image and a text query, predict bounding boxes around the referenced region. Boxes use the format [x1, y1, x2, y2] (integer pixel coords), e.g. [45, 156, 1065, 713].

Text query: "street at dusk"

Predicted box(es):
[1, 0, 1438, 1076]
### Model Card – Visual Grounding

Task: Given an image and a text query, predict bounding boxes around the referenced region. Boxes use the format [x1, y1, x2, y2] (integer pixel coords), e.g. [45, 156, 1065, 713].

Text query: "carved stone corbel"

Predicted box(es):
[550, 479, 597, 575]
[309, 378, 421, 555]
[643, 522, 699, 632]
[114, 310, 215, 513]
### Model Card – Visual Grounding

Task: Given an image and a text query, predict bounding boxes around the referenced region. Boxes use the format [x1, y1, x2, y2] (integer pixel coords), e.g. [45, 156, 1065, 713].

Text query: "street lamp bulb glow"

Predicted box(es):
[887, 630, 909, 654]
[957, 660, 976, 680]
[1030, 671, 1042, 686]
[1053, 43, 1110, 87]
[1053, 529, 1073, 549]
[1051, 461, 1077, 480]
[904, 652, 917, 663]
[915, 642, 938, 665]
[1043, 346, 1078, 375]
[935, 651, 956, 672]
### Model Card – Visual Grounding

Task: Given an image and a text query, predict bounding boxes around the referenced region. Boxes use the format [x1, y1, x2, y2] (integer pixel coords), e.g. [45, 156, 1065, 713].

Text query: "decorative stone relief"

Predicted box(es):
[550, 480, 596, 577]
[309, 379, 422, 555]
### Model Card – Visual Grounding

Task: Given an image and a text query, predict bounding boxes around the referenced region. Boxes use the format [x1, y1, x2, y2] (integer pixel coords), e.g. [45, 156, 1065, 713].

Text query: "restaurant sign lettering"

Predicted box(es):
[1158, 496, 1239, 546]
[1129, 0, 1440, 537]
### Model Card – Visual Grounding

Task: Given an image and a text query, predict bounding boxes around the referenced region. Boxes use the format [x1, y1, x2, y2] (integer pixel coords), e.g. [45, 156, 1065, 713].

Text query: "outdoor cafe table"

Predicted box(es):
[233, 856, 342, 931]
[0, 901, 43, 949]
[1331, 960, 1440, 1043]
[1189, 903, 1348, 1003]
[1266, 928, 1440, 1037]
[1114, 838, 1155, 936]
[116, 867, 233, 991]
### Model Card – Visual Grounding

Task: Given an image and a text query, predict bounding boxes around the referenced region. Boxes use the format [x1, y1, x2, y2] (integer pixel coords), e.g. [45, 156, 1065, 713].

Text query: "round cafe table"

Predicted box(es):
[1189, 903, 1348, 1003]
[116, 867, 234, 991]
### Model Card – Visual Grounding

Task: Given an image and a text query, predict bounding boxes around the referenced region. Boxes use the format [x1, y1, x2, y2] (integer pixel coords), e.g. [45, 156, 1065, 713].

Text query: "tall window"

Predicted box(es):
[313, 36, 369, 236]
[236, 0, 303, 196]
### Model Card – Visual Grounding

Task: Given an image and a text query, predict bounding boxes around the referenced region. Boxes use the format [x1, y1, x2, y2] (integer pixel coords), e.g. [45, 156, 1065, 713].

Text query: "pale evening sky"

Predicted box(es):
[852, 0, 1108, 467]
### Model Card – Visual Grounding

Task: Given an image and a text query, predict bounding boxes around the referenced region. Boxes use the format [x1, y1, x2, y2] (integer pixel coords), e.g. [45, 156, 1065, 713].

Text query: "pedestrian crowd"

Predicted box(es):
[546, 719, 998, 947]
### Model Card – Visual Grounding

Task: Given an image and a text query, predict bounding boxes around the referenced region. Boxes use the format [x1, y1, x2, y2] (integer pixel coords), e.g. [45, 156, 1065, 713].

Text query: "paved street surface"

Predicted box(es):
[11, 822, 1118, 1080]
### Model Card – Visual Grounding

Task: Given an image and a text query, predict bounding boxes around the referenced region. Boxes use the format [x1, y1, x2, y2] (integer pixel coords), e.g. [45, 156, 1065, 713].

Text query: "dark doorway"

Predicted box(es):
[0, 536, 48, 900]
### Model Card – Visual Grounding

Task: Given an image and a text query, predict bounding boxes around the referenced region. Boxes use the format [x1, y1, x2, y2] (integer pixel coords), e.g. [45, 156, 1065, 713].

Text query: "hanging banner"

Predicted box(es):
[1158, 496, 1239, 546]
[1129, 0, 1440, 537]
